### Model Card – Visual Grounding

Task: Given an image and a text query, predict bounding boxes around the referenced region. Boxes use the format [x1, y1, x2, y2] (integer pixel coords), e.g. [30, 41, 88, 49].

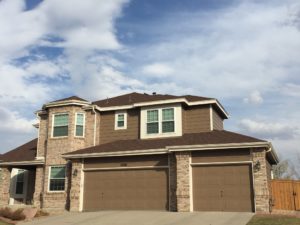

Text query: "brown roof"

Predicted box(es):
[49, 96, 88, 103]
[0, 139, 37, 162]
[64, 130, 266, 156]
[93, 92, 213, 107]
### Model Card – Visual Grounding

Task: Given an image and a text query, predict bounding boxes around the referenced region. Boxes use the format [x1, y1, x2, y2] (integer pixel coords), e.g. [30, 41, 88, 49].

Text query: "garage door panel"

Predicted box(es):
[83, 168, 168, 211]
[193, 164, 254, 212]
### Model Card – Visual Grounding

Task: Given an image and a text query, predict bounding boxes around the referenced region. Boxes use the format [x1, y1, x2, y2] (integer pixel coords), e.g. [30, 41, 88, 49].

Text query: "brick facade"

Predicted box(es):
[252, 148, 271, 213]
[34, 105, 98, 211]
[0, 167, 11, 206]
[175, 152, 191, 212]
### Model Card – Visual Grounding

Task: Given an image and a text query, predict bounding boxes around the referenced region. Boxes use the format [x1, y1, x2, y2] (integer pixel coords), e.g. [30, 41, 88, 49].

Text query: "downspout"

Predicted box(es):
[92, 106, 97, 146]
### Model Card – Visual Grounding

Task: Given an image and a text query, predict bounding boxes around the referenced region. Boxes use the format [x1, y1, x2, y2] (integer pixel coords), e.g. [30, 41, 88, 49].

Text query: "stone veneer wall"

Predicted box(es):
[252, 148, 270, 213]
[0, 168, 11, 206]
[175, 152, 191, 212]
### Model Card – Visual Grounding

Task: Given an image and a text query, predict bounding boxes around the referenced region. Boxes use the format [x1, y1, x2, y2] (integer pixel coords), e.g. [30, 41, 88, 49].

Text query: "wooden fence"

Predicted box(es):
[271, 180, 300, 211]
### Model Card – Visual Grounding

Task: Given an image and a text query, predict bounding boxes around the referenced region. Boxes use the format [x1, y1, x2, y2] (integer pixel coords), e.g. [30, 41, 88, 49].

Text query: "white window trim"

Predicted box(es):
[140, 104, 182, 139]
[51, 113, 69, 138]
[48, 166, 66, 193]
[114, 111, 127, 130]
[74, 112, 85, 137]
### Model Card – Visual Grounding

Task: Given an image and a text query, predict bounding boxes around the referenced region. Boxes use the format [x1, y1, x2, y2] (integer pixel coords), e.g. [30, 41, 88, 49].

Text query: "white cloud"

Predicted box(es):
[243, 91, 264, 105]
[238, 118, 299, 139]
[142, 63, 173, 77]
[0, 107, 36, 134]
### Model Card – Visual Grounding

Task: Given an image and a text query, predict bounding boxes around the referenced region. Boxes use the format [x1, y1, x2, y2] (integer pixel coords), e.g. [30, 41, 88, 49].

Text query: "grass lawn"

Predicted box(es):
[0, 221, 11, 225]
[247, 215, 300, 225]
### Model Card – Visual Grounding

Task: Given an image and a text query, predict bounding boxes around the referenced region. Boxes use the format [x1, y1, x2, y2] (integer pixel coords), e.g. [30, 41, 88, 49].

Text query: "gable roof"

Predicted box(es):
[93, 92, 214, 107]
[0, 139, 38, 163]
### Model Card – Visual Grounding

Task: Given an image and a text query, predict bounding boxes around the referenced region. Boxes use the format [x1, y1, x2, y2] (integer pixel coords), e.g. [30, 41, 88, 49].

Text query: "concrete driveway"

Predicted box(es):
[22, 211, 254, 225]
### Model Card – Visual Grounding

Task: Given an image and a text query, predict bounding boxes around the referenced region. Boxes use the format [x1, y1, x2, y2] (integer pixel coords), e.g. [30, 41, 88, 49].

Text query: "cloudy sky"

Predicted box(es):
[0, 0, 299, 163]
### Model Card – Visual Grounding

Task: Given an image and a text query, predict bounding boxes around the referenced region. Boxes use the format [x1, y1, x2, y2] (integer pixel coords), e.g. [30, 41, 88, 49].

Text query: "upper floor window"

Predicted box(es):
[141, 104, 182, 139]
[146, 108, 174, 134]
[49, 166, 66, 192]
[147, 110, 159, 134]
[115, 111, 127, 130]
[53, 114, 69, 137]
[162, 108, 175, 133]
[75, 113, 85, 137]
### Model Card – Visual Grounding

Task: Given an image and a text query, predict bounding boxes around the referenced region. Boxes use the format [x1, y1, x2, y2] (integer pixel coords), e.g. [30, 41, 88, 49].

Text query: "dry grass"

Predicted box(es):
[35, 210, 49, 218]
[0, 207, 25, 221]
[247, 214, 300, 225]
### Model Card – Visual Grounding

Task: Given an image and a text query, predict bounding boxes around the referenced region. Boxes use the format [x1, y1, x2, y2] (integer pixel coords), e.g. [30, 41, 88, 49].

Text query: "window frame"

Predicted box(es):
[146, 109, 159, 134]
[162, 108, 175, 133]
[114, 111, 127, 130]
[52, 113, 69, 138]
[48, 166, 66, 193]
[74, 112, 85, 137]
[140, 104, 182, 139]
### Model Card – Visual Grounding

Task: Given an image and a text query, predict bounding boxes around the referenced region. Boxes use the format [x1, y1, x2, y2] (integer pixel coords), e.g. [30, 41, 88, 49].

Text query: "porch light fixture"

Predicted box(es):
[254, 161, 261, 172]
[72, 168, 78, 177]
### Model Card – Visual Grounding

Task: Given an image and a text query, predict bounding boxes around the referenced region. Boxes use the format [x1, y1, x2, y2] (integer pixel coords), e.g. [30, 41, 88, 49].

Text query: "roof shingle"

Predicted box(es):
[93, 92, 213, 107]
[0, 139, 37, 162]
[64, 130, 266, 156]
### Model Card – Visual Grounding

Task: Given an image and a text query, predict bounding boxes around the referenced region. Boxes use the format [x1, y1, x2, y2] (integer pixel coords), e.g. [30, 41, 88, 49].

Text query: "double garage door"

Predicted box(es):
[83, 155, 169, 211]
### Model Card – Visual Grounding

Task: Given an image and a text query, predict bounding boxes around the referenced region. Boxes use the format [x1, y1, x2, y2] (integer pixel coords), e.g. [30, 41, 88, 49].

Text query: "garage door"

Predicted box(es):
[192, 164, 254, 212]
[83, 155, 169, 211]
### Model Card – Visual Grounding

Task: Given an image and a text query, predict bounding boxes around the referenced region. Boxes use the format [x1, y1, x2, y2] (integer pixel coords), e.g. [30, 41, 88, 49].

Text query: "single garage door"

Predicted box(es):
[83, 155, 169, 211]
[193, 164, 254, 212]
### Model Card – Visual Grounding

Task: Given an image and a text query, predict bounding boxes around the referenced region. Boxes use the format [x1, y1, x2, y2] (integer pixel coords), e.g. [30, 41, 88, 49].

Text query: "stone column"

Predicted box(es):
[169, 153, 177, 211]
[0, 167, 11, 206]
[69, 160, 83, 212]
[175, 151, 191, 212]
[252, 148, 270, 213]
[33, 166, 44, 208]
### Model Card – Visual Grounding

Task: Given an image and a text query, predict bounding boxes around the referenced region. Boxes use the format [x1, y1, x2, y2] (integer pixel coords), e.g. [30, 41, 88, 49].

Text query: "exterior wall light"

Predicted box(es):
[73, 168, 78, 177]
[254, 161, 261, 172]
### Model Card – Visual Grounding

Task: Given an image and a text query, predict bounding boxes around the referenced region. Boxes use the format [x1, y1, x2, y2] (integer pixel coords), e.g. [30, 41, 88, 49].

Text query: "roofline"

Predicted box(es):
[43, 100, 91, 109]
[167, 141, 268, 151]
[63, 141, 278, 163]
[96, 98, 229, 118]
[62, 148, 168, 159]
[0, 160, 44, 166]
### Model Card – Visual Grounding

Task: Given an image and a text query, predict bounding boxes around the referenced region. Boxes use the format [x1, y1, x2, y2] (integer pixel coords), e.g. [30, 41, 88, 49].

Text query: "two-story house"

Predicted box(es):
[0, 92, 278, 213]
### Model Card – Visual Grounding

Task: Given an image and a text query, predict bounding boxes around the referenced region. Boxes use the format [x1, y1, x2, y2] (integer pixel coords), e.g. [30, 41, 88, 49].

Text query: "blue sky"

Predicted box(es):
[0, 0, 299, 165]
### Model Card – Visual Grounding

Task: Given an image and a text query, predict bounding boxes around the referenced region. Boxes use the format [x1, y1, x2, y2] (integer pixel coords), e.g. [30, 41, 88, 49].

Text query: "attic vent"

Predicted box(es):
[152, 92, 157, 95]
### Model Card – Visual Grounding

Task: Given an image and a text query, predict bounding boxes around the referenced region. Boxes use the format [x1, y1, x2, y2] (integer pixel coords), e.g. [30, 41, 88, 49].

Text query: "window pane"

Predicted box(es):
[50, 167, 66, 179]
[16, 182, 24, 194]
[76, 114, 84, 126]
[76, 125, 84, 136]
[53, 126, 68, 137]
[117, 114, 124, 121]
[162, 121, 175, 133]
[147, 110, 158, 122]
[16, 170, 25, 182]
[162, 108, 174, 121]
[50, 179, 65, 191]
[147, 122, 159, 134]
[54, 114, 68, 126]
[117, 121, 124, 127]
